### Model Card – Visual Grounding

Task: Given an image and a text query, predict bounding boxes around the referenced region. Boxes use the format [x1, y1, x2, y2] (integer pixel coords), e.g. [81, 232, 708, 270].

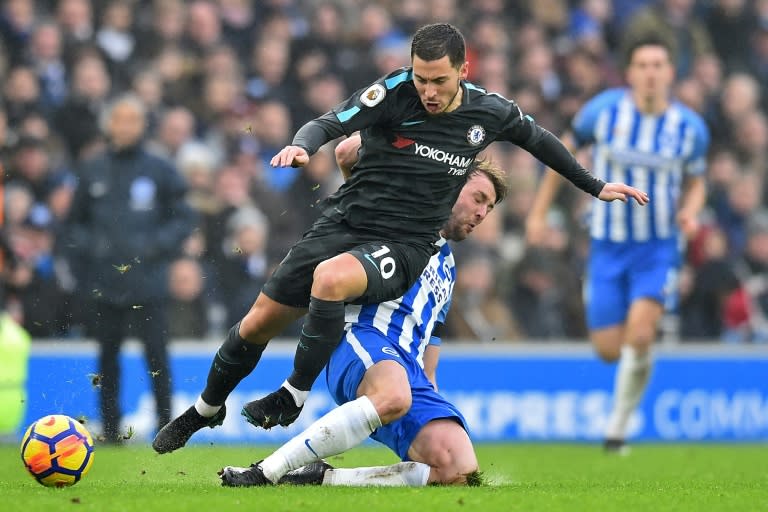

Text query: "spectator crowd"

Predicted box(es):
[2, 0, 768, 344]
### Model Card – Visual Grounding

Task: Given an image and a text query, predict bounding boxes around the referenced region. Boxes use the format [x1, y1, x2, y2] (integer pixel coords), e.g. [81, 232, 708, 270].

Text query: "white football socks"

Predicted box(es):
[260, 396, 382, 483]
[322, 462, 431, 487]
[282, 380, 310, 407]
[194, 397, 221, 418]
[605, 345, 652, 440]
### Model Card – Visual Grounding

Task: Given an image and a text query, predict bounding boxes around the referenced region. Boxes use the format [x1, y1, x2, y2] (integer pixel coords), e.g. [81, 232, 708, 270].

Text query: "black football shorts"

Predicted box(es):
[262, 215, 435, 308]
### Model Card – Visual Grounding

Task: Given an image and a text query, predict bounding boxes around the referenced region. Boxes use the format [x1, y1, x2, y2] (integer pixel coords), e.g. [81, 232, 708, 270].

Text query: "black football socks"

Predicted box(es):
[201, 321, 266, 406]
[288, 297, 345, 391]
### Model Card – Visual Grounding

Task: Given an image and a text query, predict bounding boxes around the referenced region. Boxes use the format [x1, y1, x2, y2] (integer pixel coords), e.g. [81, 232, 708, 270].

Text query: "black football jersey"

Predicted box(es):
[315, 68, 547, 242]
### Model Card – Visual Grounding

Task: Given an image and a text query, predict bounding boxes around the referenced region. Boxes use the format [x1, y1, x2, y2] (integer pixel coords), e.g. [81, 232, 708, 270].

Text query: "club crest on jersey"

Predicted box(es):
[467, 125, 486, 146]
[360, 84, 386, 107]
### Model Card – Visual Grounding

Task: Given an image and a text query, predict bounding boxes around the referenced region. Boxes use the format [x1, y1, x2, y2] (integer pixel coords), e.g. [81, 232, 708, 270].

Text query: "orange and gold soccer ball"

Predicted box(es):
[20, 414, 95, 487]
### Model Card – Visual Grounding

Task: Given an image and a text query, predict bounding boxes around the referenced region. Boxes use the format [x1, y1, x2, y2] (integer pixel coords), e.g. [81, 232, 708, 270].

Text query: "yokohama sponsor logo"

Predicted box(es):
[414, 143, 473, 167]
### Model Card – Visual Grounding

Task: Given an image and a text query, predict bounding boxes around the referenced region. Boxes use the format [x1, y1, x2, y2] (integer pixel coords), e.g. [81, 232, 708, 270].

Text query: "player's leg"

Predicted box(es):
[603, 298, 661, 449]
[314, 361, 467, 487]
[221, 330, 412, 486]
[407, 419, 479, 485]
[282, 252, 368, 403]
[92, 301, 126, 443]
[243, 240, 432, 429]
[152, 293, 304, 453]
[604, 242, 676, 450]
[584, 241, 633, 451]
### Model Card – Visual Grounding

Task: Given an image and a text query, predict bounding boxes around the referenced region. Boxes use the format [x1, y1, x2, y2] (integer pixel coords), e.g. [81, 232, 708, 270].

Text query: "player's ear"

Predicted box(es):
[459, 61, 469, 80]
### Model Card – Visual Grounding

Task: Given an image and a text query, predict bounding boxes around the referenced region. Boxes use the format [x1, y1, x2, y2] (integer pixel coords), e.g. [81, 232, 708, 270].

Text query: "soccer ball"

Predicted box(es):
[20, 414, 95, 487]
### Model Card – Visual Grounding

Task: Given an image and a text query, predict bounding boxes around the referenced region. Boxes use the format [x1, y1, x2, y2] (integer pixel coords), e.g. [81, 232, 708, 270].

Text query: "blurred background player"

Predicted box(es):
[526, 36, 710, 453]
[219, 152, 507, 487]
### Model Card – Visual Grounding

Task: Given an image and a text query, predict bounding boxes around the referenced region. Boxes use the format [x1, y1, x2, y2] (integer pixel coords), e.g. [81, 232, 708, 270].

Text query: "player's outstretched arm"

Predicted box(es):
[272, 110, 348, 168]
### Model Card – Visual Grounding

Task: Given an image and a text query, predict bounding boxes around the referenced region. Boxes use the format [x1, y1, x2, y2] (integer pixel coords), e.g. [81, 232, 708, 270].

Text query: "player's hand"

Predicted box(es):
[598, 182, 650, 205]
[677, 209, 699, 238]
[525, 213, 549, 246]
[270, 145, 310, 168]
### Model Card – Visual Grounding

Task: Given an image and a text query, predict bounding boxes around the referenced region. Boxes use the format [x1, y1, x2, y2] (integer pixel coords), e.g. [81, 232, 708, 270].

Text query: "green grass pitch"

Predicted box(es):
[2, 443, 766, 511]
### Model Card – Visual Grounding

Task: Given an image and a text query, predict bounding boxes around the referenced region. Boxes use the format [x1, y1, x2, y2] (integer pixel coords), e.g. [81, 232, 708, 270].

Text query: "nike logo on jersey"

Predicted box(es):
[400, 120, 424, 126]
[392, 134, 415, 149]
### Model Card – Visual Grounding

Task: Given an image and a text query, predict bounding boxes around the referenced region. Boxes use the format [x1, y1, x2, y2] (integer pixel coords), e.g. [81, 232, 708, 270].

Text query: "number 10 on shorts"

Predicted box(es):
[368, 246, 396, 279]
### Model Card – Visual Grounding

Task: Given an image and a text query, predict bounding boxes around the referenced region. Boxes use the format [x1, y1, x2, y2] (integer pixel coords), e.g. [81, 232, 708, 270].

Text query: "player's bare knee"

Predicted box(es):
[369, 389, 411, 424]
[428, 449, 478, 485]
[311, 260, 350, 300]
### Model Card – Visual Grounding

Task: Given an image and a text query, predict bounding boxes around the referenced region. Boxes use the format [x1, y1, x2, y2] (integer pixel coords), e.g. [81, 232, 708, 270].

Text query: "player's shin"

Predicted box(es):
[260, 396, 382, 483]
[606, 345, 652, 440]
[199, 321, 266, 413]
[287, 297, 345, 396]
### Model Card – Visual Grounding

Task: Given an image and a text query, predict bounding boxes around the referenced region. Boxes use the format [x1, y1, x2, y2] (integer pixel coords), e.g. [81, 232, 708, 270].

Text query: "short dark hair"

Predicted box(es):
[411, 23, 466, 68]
[623, 34, 675, 69]
[470, 159, 508, 205]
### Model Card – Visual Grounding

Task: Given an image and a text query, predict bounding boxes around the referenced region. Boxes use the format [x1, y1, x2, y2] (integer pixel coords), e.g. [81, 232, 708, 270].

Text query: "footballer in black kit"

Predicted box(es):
[265, 66, 607, 308]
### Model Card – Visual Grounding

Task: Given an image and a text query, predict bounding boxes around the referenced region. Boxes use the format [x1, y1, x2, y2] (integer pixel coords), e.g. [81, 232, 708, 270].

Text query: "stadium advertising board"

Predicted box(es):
[21, 343, 768, 443]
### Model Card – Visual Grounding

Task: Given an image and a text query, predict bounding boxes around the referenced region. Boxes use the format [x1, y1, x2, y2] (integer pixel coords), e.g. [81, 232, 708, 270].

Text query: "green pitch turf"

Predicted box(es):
[1, 443, 766, 512]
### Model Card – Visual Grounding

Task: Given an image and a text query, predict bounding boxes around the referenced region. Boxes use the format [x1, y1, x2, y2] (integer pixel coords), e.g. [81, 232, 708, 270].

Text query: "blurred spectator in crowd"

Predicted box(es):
[6, 135, 72, 210]
[705, 0, 754, 75]
[134, 0, 186, 62]
[0, 0, 35, 63]
[64, 94, 196, 441]
[148, 106, 197, 162]
[728, 211, 768, 343]
[712, 171, 762, 260]
[96, 0, 136, 90]
[247, 35, 293, 104]
[54, 52, 111, 161]
[445, 249, 521, 342]
[167, 257, 209, 339]
[709, 72, 760, 153]
[130, 69, 165, 134]
[253, 98, 296, 193]
[679, 226, 741, 340]
[3, 65, 43, 125]
[4, 203, 71, 337]
[56, 0, 94, 56]
[185, 0, 223, 59]
[28, 21, 68, 113]
[218, 206, 270, 329]
[507, 247, 584, 339]
[622, 0, 713, 78]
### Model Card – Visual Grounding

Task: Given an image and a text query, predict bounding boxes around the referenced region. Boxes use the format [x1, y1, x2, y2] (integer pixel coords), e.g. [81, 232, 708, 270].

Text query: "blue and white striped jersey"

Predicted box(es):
[344, 238, 456, 369]
[572, 88, 710, 242]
